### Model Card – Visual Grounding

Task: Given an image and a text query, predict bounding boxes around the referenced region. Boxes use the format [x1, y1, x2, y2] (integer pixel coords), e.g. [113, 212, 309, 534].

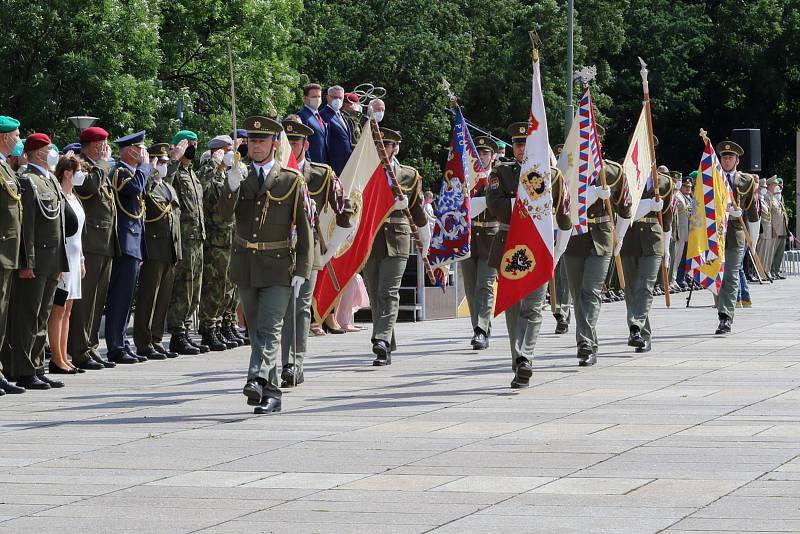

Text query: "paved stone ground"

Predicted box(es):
[1, 279, 799, 533]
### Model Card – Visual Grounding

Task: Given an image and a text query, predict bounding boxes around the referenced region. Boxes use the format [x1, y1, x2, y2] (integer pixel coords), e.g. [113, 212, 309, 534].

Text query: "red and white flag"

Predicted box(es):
[494, 53, 555, 316]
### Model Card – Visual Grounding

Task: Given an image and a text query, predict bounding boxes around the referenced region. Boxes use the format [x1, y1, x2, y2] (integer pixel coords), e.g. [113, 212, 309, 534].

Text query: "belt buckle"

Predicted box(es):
[245, 240, 258, 250]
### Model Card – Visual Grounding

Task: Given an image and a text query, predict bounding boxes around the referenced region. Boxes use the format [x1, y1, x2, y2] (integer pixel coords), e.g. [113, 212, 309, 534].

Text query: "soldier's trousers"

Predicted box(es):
[222, 284, 239, 327]
[0, 269, 15, 378]
[363, 253, 407, 352]
[504, 285, 546, 370]
[240, 285, 292, 401]
[716, 242, 746, 320]
[772, 236, 786, 274]
[670, 240, 687, 285]
[565, 253, 612, 352]
[552, 259, 572, 323]
[0, 274, 58, 378]
[280, 270, 318, 378]
[133, 260, 175, 351]
[68, 252, 113, 364]
[461, 255, 496, 335]
[198, 245, 231, 333]
[621, 255, 661, 342]
[168, 239, 203, 335]
[756, 236, 773, 276]
[104, 255, 140, 355]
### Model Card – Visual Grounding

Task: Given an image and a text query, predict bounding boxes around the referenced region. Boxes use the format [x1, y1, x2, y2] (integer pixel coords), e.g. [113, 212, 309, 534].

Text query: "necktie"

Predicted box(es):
[258, 167, 265, 188]
[315, 112, 326, 132]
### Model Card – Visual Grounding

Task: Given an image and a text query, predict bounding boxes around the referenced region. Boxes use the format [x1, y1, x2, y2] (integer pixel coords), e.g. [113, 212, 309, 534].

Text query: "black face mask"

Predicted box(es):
[184, 145, 196, 160]
[237, 143, 248, 158]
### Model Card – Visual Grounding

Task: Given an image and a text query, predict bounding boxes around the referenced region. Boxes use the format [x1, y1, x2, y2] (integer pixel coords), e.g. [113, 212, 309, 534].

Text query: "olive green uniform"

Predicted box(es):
[621, 173, 674, 343]
[1, 165, 67, 379]
[68, 156, 119, 365]
[756, 189, 773, 274]
[564, 161, 632, 353]
[461, 182, 498, 337]
[217, 162, 313, 401]
[362, 161, 428, 353]
[486, 161, 572, 370]
[0, 155, 23, 380]
[166, 160, 206, 335]
[770, 194, 788, 276]
[133, 175, 182, 352]
[280, 160, 349, 381]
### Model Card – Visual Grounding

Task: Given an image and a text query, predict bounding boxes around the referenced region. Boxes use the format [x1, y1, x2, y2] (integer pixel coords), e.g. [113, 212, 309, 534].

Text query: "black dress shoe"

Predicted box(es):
[201, 331, 227, 352]
[170, 335, 200, 355]
[0, 378, 25, 394]
[138, 347, 167, 361]
[628, 326, 645, 348]
[243, 379, 264, 406]
[471, 330, 489, 350]
[107, 350, 139, 364]
[577, 343, 597, 366]
[372, 340, 391, 366]
[77, 359, 104, 371]
[37, 374, 65, 388]
[92, 354, 116, 368]
[715, 316, 732, 335]
[16, 375, 50, 390]
[153, 344, 179, 358]
[254, 396, 281, 415]
[578, 350, 597, 366]
[280, 365, 304, 388]
[48, 361, 77, 375]
[635, 340, 652, 353]
[187, 335, 210, 353]
[510, 376, 530, 389]
[126, 347, 147, 362]
[514, 357, 533, 380]
[554, 317, 569, 334]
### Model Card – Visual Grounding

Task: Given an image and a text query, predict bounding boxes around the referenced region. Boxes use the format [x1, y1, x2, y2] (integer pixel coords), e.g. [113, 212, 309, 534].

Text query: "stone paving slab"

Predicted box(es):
[0, 279, 798, 533]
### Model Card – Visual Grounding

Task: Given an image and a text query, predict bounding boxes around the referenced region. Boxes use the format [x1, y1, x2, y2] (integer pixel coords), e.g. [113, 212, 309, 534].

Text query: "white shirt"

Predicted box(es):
[253, 159, 275, 177]
[297, 159, 306, 172]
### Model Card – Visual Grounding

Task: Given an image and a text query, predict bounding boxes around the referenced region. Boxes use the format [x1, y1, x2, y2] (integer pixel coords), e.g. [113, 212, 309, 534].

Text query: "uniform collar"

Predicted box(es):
[120, 160, 136, 174]
[253, 159, 275, 175]
[28, 162, 49, 176]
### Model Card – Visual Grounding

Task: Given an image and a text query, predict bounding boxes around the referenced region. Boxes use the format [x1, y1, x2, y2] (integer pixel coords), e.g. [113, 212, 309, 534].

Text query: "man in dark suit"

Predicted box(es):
[319, 85, 353, 176]
[295, 83, 328, 164]
[104, 131, 149, 364]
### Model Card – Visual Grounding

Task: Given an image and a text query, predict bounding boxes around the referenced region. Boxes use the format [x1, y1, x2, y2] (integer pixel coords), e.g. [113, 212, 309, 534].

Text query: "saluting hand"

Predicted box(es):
[170, 139, 188, 161]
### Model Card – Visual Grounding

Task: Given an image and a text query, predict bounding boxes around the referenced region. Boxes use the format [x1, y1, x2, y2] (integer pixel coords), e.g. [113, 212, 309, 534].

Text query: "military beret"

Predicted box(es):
[24, 133, 51, 153]
[208, 135, 233, 149]
[474, 136, 499, 153]
[79, 126, 109, 143]
[344, 92, 360, 104]
[0, 116, 20, 133]
[114, 130, 147, 148]
[148, 143, 170, 160]
[171, 129, 198, 145]
[766, 176, 779, 186]
[777, 177, 784, 184]
[230, 129, 248, 139]
[716, 141, 744, 157]
[11, 139, 24, 157]
[283, 120, 314, 138]
[688, 170, 698, 180]
[61, 142, 82, 155]
[380, 128, 402, 143]
[496, 140, 507, 153]
[507, 122, 528, 141]
[243, 116, 282, 138]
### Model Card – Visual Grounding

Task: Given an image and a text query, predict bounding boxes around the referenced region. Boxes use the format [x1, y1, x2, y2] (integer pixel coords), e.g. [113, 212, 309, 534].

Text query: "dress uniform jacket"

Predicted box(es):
[470, 181, 498, 261]
[621, 172, 674, 257]
[75, 157, 119, 256]
[373, 163, 429, 257]
[110, 163, 147, 260]
[673, 190, 691, 243]
[304, 160, 351, 270]
[218, 162, 313, 287]
[760, 190, 774, 237]
[19, 165, 68, 274]
[0, 156, 22, 269]
[770, 195, 788, 239]
[723, 171, 759, 249]
[143, 177, 181, 263]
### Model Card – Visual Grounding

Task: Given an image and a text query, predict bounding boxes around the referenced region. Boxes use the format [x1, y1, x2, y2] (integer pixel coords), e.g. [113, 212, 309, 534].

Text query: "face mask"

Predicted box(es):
[330, 98, 343, 112]
[183, 145, 196, 160]
[308, 97, 322, 110]
[237, 144, 248, 158]
[373, 111, 384, 123]
[72, 170, 86, 186]
[157, 163, 168, 178]
[775, 186, 782, 193]
[353, 103, 363, 114]
[47, 149, 59, 169]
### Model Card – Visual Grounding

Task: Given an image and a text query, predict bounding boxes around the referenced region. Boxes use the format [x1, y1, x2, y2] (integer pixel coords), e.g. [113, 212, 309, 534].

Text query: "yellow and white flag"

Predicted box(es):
[622, 105, 653, 217]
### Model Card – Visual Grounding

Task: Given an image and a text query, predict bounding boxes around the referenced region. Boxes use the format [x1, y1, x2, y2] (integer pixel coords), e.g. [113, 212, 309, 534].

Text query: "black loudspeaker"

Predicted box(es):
[731, 129, 762, 172]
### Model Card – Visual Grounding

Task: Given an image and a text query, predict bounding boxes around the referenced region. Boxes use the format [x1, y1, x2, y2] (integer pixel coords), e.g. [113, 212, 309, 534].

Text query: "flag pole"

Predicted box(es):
[638, 58, 670, 307]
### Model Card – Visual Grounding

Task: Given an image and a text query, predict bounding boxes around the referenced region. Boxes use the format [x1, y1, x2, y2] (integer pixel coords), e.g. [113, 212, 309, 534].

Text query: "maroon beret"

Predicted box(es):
[344, 92, 360, 104]
[79, 126, 109, 143]
[24, 132, 52, 153]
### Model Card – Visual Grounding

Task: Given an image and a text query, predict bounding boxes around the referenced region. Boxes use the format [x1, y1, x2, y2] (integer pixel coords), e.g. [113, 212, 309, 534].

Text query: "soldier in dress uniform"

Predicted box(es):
[714, 141, 759, 334]
[279, 117, 351, 387]
[133, 143, 182, 360]
[342, 92, 363, 142]
[756, 177, 773, 280]
[104, 131, 149, 364]
[217, 115, 313, 414]
[563, 130, 632, 365]
[165, 130, 208, 354]
[363, 128, 431, 366]
[672, 177, 694, 290]
[197, 134, 241, 351]
[0, 133, 67, 389]
[0, 116, 26, 394]
[462, 135, 499, 350]
[769, 178, 788, 278]
[68, 125, 119, 370]
[486, 122, 572, 388]
[620, 168, 674, 353]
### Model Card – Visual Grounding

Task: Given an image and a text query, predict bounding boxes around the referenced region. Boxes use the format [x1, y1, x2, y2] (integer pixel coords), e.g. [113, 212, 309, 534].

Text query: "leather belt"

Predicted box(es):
[234, 235, 291, 251]
[587, 215, 611, 224]
[498, 223, 510, 231]
[386, 217, 409, 224]
[637, 217, 660, 224]
[473, 221, 499, 229]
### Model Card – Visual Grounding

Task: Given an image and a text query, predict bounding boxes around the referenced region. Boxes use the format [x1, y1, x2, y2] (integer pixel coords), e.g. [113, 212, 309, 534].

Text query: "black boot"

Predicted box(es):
[170, 334, 200, 355]
[201, 330, 227, 352]
[215, 327, 238, 349]
[627, 325, 645, 348]
[186, 335, 210, 353]
[220, 326, 243, 347]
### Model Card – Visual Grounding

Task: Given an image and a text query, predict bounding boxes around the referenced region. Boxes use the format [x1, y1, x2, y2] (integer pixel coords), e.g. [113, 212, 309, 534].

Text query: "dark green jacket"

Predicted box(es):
[166, 160, 206, 242]
[373, 162, 428, 258]
[304, 160, 351, 269]
[470, 174, 499, 262]
[143, 176, 182, 264]
[74, 156, 119, 257]
[197, 159, 232, 248]
[621, 171, 674, 257]
[18, 165, 68, 275]
[724, 171, 759, 249]
[0, 157, 22, 269]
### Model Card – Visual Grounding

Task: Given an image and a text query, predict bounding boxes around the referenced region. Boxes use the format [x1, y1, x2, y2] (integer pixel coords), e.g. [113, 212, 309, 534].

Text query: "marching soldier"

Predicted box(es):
[769, 178, 788, 278]
[279, 117, 351, 387]
[0, 116, 26, 394]
[563, 133, 632, 365]
[756, 177, 773, 280]
[218, 115, 313, 414]
[68, 125, 119, 370]
[621, 168, 674, 353]
[486, 123, 572, 388]
[461, 135, 499, 350]
[197, 135, 240, 351]
[133, 143, 182, 359]
[165, 130, 208, 354]
[1, 133, 67, 389]
[715, 141, 759, 334]
[363, 128, 431, 366]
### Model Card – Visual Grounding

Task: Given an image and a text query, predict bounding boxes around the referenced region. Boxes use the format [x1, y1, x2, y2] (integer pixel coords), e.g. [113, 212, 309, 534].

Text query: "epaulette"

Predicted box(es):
[307, 160, 333, 173]
[495, 157, 516, 166]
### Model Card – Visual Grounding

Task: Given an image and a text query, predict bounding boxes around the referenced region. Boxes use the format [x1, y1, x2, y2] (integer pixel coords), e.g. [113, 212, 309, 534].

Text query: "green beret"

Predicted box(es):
[688, 170, 698, 179]
[171, 129, 198, 145]
[0, 116, 20, 133]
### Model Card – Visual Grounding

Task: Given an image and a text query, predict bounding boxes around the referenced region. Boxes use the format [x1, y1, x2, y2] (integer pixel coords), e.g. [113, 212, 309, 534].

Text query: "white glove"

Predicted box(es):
[320, 225, 355, 265]
[223, 151, 235, 167]
[553, 228, 571, 265]
[470, 196, 487, 218]
[729, 205, 742, 218]
[227, 162, 245, 191]
[586, 185, 611, 206]
[291, 275, 306, 298]
[393, 197, 408, 211]
[663, 231, 672, 263]
[614, 217, 632, 256]
[747, 220, 760, 250]
[634, 198, 664, 221]
[417, 221, 432, 256]
[509, 197, 516, 210]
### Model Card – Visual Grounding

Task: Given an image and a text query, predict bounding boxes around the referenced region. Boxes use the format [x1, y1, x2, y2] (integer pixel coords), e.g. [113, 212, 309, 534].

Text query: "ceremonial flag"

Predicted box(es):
[313, 125, 396, 320]
[428, 105, 480, 287]
[277, 132, 300, 171]
[622, 105, 653, 217]
[685, 138, 733, 295]
[494, 53, 555, 316]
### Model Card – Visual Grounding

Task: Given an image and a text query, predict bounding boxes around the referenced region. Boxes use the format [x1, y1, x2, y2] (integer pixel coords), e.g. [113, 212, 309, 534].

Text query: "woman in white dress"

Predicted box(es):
[47, 155, 86, 374]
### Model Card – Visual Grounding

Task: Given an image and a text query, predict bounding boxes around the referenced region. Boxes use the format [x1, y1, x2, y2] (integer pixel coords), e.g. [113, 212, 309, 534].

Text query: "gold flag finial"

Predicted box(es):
[699, 128, 709, 144]
[528, 29, 541, 60]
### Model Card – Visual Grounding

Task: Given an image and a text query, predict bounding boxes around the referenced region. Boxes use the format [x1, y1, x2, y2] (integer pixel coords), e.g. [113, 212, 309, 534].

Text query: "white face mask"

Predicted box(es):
[330, 98, 343, 112]
[775, 186, 782, 194]
[72, 170, 86, 186]
[47, 149, 59, 170]
[308, 97, 322, 110]
[373, 111, 384, 123]
[157, 163, 168, 178]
